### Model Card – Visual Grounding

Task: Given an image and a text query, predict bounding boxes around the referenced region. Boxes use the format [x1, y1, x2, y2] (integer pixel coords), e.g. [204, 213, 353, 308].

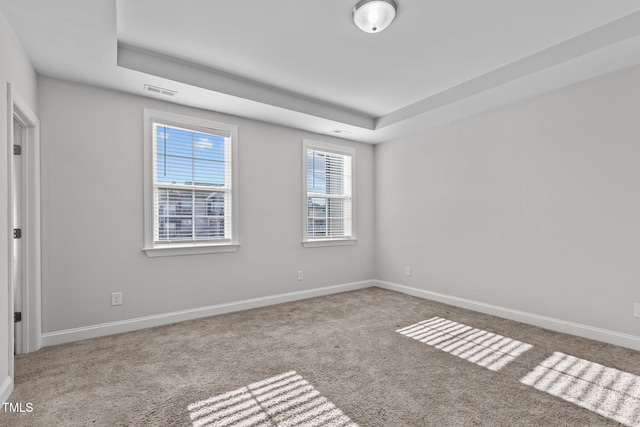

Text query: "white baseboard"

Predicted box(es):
[38, 279, 640, 351]
[375, 280, 640, 351]
[41, 280, 373, 347]
[0, 376, 13, 403]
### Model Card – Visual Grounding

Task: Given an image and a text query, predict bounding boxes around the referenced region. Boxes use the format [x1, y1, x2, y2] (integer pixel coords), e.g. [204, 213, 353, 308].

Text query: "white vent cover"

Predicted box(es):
[144, 84, 177, 97]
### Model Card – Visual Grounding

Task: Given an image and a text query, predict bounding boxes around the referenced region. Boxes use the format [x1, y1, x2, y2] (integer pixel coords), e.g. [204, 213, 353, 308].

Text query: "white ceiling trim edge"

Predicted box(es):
[117, 43, 376, 130]
[370, 35, 640, 144]
[378, 10, 640, 129]
[115, 10, 640, 143]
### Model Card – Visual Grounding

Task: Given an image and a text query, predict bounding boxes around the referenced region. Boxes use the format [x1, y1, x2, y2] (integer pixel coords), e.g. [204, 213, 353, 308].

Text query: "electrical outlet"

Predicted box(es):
[634, 302, 640, 318]
[111, 292, 122, 306]
[405, 266, 411, 277]
[297, 271, 303, 281]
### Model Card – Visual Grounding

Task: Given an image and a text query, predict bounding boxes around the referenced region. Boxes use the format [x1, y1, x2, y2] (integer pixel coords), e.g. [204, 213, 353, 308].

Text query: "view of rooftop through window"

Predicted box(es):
[153, 123, 231, 242]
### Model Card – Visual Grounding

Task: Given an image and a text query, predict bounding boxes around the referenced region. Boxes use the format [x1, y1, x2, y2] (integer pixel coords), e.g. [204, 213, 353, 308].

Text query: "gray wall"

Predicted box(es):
[375, 65, 640, 336]
[0, 9, 38, 396]
[38, 77, 375, 333]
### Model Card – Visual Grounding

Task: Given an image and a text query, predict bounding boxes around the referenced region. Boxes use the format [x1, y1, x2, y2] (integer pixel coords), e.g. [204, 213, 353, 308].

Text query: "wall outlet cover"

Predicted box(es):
[111, 292, 122, 306]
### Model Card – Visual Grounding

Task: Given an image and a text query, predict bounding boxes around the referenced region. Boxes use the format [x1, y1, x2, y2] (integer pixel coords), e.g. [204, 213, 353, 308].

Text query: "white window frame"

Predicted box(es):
[143, 109, 239, 257]
[302, 139, 356, 248]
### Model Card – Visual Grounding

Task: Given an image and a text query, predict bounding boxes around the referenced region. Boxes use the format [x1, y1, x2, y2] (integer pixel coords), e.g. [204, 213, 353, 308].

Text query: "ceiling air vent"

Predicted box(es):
[333, 129, 352, 135]
[144, 84, 177, 97]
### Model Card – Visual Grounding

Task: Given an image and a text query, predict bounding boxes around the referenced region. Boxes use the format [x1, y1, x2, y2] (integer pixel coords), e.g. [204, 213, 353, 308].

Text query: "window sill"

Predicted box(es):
[302, 239, 357, 248]
[143, 243, 240, 257]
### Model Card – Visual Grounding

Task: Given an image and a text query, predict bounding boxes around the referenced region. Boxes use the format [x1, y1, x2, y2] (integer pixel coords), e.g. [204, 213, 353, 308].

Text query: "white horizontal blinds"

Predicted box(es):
[153, 122, 232, 243]
[307, 148, 352, 238]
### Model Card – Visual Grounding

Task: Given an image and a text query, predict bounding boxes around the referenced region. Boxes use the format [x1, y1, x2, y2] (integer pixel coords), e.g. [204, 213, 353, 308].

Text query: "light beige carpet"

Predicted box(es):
[4, 287, 640, 426]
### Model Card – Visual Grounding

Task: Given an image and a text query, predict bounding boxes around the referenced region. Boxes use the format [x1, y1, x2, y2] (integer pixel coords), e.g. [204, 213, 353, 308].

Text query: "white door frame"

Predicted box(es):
[7, 83, 41, 374]
[12, 116, 24, 356]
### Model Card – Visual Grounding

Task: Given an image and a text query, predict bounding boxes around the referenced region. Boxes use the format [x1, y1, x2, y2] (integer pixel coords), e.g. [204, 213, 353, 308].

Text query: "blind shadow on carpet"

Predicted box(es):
[397, 316, 640, 427]
[188, 371, 358, 427]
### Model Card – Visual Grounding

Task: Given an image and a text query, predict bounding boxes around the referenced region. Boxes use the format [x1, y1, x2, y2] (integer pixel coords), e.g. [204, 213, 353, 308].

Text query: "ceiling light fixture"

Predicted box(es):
[353, 0, 398, 33]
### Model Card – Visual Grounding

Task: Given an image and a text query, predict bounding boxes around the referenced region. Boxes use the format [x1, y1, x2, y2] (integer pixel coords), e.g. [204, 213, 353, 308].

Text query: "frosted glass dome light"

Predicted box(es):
[353, 0, 398, 33]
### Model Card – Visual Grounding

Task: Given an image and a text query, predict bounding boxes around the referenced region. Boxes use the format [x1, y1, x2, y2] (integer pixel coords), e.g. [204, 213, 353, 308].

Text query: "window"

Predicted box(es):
[143, 110, 239, 257]
[302, 139, 356, 247]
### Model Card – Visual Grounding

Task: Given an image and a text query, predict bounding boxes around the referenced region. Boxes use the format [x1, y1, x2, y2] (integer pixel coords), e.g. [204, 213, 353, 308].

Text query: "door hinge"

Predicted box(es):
[14, 312, 22, 323]
[13, 144, 22, 155]
[13, 228, 22, 239]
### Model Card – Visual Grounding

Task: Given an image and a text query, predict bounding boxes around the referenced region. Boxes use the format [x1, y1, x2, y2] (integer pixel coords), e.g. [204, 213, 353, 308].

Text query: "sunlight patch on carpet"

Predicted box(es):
[187, 371, 358, 427]
[520, 352, 640, 427]
[396, 317, 533, 371]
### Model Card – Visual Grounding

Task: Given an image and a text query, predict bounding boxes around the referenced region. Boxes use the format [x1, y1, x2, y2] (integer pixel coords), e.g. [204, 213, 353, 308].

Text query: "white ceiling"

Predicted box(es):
[2, 0, 640, 143]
